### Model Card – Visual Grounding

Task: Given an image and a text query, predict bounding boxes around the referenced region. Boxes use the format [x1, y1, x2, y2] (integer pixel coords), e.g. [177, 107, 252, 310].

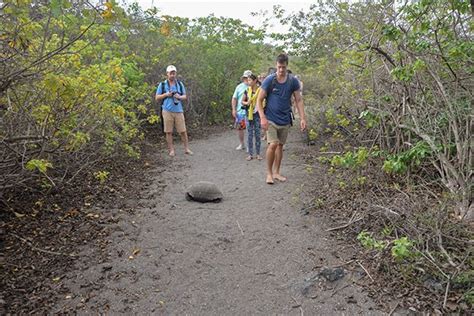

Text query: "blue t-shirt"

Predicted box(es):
[232, 82, 248, 115]
[261, 74, 300, 125]
[156, 80, 186, 113]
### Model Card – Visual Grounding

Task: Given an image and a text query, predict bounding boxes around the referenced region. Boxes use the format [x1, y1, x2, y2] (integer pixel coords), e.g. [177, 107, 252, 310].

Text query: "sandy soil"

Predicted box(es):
[52, 128, 384, 315]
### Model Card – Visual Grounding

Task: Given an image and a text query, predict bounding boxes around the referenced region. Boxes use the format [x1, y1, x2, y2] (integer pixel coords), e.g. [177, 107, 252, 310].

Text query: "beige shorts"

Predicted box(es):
[267, 121, 290, 145]
[162, 110, 186, 133]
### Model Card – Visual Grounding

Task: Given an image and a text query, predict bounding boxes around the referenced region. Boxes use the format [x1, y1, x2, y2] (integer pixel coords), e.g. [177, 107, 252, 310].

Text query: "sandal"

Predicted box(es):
[246, 155, 253, 161]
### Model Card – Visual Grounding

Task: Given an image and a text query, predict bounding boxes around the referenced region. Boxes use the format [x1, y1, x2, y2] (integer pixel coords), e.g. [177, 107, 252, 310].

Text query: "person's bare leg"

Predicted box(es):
[166, 132, 175, 156]
[238, 129, 244, 146]
[180, 131, 193, 154]
[273, 144, 287, 181]
[266, 143, 277, 184]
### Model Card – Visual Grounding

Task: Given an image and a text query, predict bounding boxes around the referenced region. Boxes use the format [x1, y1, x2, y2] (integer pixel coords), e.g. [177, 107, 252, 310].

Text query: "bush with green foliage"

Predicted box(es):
[276, 0, 472, 220]
[0, 0, 272, 196]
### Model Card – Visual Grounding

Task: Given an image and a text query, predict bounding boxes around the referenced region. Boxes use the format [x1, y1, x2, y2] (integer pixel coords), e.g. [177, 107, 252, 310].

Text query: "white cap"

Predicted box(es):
[242, 70, 252, 78]
[166, 65, 177, 73]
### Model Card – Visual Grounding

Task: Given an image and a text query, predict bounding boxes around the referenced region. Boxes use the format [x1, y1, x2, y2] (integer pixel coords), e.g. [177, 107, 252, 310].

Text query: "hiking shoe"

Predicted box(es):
[235, 144, 245, 150]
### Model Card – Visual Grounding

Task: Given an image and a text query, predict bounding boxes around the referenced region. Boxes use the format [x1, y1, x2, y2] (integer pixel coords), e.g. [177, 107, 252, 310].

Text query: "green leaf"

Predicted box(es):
[26, 159, 53, 173]
[50, 0, 62, 17]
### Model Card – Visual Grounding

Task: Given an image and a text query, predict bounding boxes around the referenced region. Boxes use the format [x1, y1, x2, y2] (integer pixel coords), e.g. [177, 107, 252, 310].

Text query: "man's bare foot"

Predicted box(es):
[256, 155, 263, 160]
[266, 174, 274, 184]
[169, 150, 175, 157]
[185, 149, 193, 155]
[273, 174, 287, 182]
[246, 155, 253, 161]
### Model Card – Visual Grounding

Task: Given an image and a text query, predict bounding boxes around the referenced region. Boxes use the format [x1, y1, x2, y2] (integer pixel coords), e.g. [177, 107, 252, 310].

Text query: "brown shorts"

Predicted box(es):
[267, 121, 290, 145]
[162, 110, 186, 133]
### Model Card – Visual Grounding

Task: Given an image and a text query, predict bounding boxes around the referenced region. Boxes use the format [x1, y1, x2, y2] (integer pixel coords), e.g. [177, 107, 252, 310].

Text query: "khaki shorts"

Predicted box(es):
[267, 121, 290, 144]
[162, 110, 186, 133]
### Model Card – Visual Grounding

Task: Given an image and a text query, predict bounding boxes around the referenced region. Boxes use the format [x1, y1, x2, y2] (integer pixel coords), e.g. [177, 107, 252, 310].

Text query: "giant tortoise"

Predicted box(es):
[185, 181, 223, 203]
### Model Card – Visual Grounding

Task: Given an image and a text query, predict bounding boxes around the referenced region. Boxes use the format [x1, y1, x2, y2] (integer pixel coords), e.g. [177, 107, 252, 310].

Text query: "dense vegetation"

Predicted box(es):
[276, 0, 472, 220]
[271, 0, 473, 310]
[1, 0, 472, 313]
[1, 0, 273, 194]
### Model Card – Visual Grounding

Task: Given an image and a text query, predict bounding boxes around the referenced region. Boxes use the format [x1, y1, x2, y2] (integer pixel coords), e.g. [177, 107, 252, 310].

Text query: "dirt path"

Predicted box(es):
[53, 129, 383, 314]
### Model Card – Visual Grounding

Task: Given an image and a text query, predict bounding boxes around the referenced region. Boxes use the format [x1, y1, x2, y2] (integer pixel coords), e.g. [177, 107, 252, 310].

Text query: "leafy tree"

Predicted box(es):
[0, 0, 272, 198]
[276, 0, 473, 220]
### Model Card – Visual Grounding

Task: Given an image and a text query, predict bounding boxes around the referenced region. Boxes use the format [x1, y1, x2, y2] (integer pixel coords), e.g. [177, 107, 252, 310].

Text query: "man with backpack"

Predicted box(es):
[256, 54, 306, 184]
[155, 65, 193, 157]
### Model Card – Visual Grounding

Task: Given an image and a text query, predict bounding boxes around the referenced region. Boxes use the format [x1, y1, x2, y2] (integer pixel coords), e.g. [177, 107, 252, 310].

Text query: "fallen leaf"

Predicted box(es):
[52, 277, 61, 282]
[128, 255, 134, 260]
[132, 248, 140, 256]
[14, 212, 25, 218]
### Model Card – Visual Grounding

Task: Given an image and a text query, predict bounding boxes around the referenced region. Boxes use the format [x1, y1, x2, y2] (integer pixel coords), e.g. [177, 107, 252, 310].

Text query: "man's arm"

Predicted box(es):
[231, 96, 238, 119]
[257, 88, 268, 130]
[231, 97, 237, 111]
[177, 84, 187, 101]
[293, 90, 306, 131]
[155, 84, 172, 102]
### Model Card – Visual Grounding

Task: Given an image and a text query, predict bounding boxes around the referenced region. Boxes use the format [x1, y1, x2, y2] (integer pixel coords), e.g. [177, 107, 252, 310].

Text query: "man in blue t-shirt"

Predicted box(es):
[231, 70, 252, 150]
[257, 54, 306, 184]
[155, 65, 193, 157]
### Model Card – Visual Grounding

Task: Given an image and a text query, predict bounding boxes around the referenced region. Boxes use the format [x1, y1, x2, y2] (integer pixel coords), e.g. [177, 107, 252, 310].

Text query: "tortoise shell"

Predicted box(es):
[185, 181, 223, 203]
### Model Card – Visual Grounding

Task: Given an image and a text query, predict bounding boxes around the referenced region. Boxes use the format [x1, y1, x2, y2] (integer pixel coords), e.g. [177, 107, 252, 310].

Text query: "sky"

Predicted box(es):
[126, 0, 313, 34]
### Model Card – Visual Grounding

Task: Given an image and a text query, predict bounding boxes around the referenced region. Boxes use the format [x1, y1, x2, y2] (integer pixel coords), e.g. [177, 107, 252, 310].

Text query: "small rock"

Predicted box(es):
[101, 265, 113, 272]
[423, 277, 444, 293]
[217, 237, 232, 243]
[318, 267, 345, 282]
[346, 295, 357, 304]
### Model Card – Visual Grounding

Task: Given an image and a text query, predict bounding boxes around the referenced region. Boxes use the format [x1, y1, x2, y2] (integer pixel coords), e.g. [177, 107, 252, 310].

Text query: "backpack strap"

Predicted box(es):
[269, 73, 295, 94]
[269, 74, 277, 94]
[177, 80, 184, 95]
[162, 80, 184, 95]
[158, 80, 168, 94]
